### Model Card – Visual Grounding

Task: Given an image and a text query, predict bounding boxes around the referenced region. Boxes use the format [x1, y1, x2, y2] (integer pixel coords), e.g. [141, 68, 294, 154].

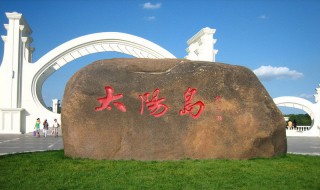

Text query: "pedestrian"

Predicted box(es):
[52, 119, 60, 137]
[293, 119, 297, 130]
[35, 118, 41, 137]
[288, 120, 293, 130]
[43, 119, 49, 138]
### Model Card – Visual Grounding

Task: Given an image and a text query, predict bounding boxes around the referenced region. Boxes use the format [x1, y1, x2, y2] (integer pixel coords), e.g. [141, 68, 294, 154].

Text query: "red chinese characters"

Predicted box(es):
[139, 88, 168, 117]
[95, 86, 211, 120]
[179, 87, 205, 119]
[95, 86, 126, 112]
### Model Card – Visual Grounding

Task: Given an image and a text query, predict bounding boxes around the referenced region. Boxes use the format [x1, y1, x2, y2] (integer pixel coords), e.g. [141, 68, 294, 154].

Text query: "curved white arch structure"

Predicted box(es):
[273, 95, 320, 137]
[273, 96, 315, 120]
[0, 12, 176, 133]
[31, 32, 175, 115]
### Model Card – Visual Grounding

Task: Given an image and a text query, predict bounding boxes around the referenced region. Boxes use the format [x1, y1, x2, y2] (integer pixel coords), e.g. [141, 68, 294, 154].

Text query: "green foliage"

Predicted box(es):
[0, 150, 320, 189]
[47, 106, 61, 113]
[284, 114, 312, 126]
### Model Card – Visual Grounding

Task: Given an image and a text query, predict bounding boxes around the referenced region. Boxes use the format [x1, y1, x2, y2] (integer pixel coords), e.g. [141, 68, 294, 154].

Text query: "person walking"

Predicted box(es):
[35, 118, 41, 137]
[293, 119, 297, 130]
[52, 119, 60, 137]
[43, 119, 49, 138]
[288, 120, 293, 130]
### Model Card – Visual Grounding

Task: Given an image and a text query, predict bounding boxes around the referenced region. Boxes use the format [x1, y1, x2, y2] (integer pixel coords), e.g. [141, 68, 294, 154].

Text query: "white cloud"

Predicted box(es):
[253, 65, 303, 81]
[143, 2, 162, 9]
[145, 16, 156, 20]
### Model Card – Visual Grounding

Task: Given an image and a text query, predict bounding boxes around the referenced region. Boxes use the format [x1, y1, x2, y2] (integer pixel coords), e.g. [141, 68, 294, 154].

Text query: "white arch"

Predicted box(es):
[273, 96, 314, 119]
[24, 32, 175, 118]
[273, 96, 320, 136]
[29, 32, 176, 114]
[10, 32, 176, 133]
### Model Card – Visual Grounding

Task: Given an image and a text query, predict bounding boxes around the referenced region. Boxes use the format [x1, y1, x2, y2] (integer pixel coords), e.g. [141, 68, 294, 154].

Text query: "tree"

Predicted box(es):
[284, 114, 311, 126]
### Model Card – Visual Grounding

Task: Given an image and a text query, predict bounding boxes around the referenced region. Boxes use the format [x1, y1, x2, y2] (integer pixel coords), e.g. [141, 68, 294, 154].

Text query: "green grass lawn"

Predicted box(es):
[0, 150, 319, 190]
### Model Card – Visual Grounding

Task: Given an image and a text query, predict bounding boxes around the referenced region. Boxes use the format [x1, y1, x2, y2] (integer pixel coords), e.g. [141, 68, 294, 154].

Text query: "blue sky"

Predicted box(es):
[0, 0, 319, 114]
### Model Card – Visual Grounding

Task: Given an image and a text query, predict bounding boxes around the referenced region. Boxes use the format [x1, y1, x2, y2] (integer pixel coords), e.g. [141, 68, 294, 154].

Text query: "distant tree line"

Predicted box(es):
[47, 106, 62, 114]
[284, 114, 311, 126]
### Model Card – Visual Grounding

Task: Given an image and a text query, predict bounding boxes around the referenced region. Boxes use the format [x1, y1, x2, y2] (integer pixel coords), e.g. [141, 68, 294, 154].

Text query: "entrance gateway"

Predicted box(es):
[274, 89, 320, 137]
[0, 12, 318, 136]
[0, 12, 218, 133]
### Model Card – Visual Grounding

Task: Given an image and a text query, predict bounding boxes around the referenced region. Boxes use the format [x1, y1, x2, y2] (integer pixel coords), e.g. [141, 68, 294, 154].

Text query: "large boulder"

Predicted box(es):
[62, 58, 287, 160]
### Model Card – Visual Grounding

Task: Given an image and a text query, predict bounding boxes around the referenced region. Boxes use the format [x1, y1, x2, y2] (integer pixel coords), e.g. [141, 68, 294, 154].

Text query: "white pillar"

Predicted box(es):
[0, 12, 33, 108]
[185, 27, 218, 62]
[0, 108, 25, 134]
[52, 99, 60, 113]
[0, 12, 33, 133]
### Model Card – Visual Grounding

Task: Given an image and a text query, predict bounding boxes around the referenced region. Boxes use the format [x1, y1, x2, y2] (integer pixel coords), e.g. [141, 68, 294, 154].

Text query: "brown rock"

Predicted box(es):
[62, 58, 287, 160]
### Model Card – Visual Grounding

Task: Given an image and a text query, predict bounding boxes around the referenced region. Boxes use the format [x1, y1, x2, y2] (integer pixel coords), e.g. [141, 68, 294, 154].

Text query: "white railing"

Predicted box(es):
[286, 126, 310, 132]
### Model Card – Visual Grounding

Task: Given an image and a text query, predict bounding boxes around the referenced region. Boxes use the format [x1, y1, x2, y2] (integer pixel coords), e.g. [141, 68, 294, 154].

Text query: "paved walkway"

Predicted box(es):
[0, 130, 63, 156]
[286, 136, 320, 156]
[0, 133, 319, 156]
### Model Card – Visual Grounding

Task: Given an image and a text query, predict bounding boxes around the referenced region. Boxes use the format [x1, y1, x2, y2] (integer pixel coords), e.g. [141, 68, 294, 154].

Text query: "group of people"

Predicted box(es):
[34, 118, 60, 138]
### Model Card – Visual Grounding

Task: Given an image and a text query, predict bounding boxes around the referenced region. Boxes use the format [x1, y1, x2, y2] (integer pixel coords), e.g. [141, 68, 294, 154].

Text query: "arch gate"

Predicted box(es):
[0, 12, 175, 133]
[273, 93, 320, 137]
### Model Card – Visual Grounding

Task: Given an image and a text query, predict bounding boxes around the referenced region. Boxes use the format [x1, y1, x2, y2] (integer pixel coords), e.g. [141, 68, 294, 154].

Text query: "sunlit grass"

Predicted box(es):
[0, 150, 319, 189]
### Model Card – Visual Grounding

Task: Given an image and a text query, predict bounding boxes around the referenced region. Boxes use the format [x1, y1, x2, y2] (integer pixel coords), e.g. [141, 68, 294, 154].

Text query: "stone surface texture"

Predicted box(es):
[62, 58, 287, 160]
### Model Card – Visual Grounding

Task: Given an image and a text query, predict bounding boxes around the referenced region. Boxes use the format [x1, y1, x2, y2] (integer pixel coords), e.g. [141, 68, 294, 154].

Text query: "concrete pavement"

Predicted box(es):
[286, 136, 320, 156]
[0, 133, 319, 156]
[0, 129, 63, 156]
